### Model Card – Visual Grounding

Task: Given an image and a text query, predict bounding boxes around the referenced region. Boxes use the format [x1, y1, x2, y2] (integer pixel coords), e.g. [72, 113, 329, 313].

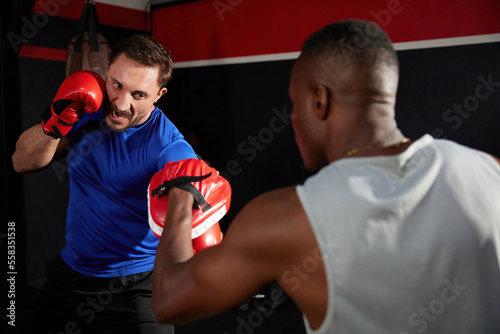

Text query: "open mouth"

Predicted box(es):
[112, 109, 130, 120]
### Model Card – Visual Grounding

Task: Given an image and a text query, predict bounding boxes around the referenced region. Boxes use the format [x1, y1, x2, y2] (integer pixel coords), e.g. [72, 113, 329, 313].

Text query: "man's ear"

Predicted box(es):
[312, 85, 330, 120]
[155, 87, 168, 103]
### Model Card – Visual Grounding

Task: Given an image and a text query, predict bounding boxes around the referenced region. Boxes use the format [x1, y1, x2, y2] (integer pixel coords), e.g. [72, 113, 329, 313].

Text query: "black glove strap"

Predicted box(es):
[152, 173, 213, 212]
[41, 99, 75, 119]
[40, 99, 80, 138]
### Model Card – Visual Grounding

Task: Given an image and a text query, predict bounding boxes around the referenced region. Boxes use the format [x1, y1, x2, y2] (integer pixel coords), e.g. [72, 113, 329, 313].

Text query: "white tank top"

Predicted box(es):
[296, 135, 500, 334]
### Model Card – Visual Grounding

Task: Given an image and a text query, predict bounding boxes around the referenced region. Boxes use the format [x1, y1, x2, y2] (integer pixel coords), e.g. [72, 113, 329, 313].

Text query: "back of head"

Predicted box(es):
[292, 20, 403, 163]
[108, 34, 173, 89]
[301, 19, 399, 75]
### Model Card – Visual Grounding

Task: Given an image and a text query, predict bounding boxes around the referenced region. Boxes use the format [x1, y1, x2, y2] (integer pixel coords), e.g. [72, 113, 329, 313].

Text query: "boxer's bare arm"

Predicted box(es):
[12, 124, 70, 173]
[152, 186, 327, 329]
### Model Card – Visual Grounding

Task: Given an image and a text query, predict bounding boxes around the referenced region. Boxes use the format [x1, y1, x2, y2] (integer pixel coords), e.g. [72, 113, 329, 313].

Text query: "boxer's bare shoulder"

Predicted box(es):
[225, 186, 328, 329]
[155, 186, 328, 328]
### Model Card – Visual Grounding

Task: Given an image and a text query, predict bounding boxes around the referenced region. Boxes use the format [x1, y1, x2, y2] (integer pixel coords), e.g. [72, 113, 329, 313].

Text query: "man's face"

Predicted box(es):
[104, 54, 167, 132]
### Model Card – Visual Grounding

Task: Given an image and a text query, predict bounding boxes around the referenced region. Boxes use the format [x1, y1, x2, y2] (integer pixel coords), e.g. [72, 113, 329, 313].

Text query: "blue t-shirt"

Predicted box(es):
[61, 107, 197, 277]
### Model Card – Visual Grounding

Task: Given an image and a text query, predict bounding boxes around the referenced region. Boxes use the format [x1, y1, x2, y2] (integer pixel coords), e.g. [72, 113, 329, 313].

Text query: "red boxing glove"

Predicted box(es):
[148, 159, 231, 253]
[42, 70, 105, 138]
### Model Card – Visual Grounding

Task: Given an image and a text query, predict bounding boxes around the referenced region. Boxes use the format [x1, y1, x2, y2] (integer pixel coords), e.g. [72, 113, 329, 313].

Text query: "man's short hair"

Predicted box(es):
[109, 34, 173, 88]
[301, 19, 399, 73]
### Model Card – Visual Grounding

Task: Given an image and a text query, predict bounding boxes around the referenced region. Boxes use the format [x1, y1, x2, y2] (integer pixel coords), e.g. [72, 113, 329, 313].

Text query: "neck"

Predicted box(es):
[328, 106, 407, 161]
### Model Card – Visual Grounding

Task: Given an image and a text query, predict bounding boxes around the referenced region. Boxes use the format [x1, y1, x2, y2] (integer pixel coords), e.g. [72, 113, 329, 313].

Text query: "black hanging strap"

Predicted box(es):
[73, 0, 102, 53]
[73, 1, 90, 53]
[87, 1, 99, 53]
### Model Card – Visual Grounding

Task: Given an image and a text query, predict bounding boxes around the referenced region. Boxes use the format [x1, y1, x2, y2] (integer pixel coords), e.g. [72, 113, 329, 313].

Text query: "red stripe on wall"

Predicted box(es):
[18, 45, 67, 62]
[152, 0, 500, 63]
[33, 0, 148, 32]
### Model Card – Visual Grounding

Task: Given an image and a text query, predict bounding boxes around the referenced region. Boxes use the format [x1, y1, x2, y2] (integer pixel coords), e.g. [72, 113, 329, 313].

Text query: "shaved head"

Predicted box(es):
[300, 19, 399, 74]
[289, 19, 405, 168]
[296, 19, 400, 111]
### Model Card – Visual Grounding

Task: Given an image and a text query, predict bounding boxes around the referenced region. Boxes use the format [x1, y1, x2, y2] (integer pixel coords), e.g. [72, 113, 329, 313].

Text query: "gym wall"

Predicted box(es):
[151, 0, 500, 227]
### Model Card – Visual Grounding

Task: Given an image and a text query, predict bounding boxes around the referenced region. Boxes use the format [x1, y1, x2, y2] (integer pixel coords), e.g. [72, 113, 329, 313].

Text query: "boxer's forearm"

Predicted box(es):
[152, 187, 195, 323]
[12, 124, 60, 173]
[157, 188, 195, 263]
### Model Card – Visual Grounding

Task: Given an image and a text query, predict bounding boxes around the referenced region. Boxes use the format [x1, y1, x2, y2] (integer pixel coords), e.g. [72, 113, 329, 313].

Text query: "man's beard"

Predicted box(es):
[105, 104, 134, 132]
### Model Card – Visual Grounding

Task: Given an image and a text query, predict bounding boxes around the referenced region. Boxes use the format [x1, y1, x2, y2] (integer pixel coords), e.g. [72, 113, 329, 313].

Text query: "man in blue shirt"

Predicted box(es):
[13, 34, 196, 333]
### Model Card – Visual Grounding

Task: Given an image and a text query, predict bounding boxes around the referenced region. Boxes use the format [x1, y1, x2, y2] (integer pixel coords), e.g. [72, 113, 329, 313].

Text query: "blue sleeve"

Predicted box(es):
[157, 139, 198, 171]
